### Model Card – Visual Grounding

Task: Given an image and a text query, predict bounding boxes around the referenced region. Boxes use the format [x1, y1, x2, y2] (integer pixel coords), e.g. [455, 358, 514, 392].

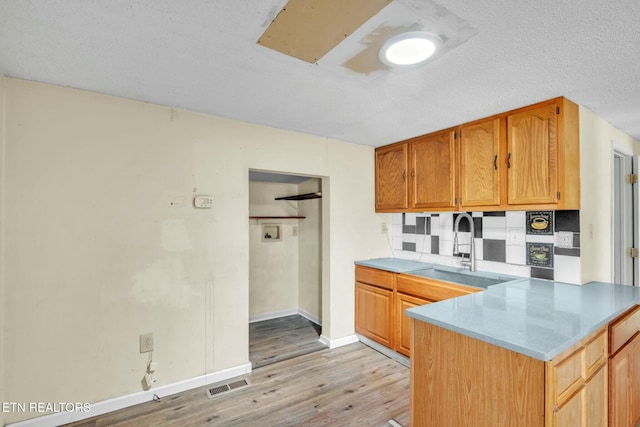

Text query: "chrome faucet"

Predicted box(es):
[453, 212, 476, 272]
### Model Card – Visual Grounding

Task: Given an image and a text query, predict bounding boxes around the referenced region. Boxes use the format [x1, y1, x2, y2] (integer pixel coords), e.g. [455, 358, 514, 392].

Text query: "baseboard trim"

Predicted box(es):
[319, 334, 359, 349]
[297, 308, 321, 326]
[6, 363, 252, 427]
[249, 309, 298, 323]
[249, 309, 322, 326]
[356, 334, 410, 367]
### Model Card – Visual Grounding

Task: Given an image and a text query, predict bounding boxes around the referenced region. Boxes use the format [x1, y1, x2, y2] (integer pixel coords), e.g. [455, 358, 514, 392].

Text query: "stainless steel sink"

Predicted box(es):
[409, 268, 515, 289]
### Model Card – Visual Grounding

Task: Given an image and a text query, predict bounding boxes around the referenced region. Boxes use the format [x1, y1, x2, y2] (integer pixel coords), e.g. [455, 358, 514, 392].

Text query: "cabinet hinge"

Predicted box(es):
[557, 191, 561, 200]
[556, 106, 560, 114]
[629, 248, 639, 258]
[626, 173, 638, 184]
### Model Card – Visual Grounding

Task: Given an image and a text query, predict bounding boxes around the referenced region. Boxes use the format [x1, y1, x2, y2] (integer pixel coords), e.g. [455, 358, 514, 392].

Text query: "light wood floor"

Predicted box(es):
[250, 314, 326, 368]
[65, 343, 410, 427]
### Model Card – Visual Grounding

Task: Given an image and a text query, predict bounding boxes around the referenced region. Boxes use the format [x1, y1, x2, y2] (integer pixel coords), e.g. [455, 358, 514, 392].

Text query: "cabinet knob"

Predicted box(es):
[411, 168, 415, 179]
[402, 170, 406, 181]
[494, 155, 498, 170]
[507, 153, 512, 168]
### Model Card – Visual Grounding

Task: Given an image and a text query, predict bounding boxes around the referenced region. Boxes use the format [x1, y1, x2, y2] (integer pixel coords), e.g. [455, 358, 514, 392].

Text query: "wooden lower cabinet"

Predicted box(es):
[354, 266, 478, 357]
[551, 366, 607, 427]
[411, 320, 608, 427]
[609, 335, 640, 427]
[608, 305, 640, 427]
[355, 281, 394, 348]
[546, 328, 608, 427]
[395, 293, 430, 357]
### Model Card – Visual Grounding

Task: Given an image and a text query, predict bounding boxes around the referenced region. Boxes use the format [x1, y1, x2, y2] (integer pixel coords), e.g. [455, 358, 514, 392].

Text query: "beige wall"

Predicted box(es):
[248, 181, 300, 317]
[298, 178, 322, 321]
[580, 106, 640, 283]
[1, 78, 391, 423]
[325, 140, 392, 339]
[0, 72, 7, 427]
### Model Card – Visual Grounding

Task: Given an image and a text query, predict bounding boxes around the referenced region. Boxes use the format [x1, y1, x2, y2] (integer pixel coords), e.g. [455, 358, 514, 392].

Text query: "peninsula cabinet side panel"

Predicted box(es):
[410, 320, 545, 427]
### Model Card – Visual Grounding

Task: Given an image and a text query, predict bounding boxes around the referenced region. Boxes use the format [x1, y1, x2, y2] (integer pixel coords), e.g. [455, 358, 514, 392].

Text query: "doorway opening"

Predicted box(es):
[248, 170, 326, 367]
[612, 147, 638, 286]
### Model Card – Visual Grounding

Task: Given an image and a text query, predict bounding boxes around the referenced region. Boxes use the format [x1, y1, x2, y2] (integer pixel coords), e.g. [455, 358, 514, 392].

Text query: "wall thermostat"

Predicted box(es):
[193, 196, 213, 209]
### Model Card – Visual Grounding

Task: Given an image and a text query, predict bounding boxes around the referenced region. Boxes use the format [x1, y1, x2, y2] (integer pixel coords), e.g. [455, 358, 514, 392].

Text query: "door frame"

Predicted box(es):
[611, 143, 638, 286]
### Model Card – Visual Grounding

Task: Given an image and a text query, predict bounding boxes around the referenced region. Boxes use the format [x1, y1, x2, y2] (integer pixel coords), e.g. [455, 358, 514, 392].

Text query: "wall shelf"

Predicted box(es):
[249, 216, 306, 219]
[274, 192, 321, 201]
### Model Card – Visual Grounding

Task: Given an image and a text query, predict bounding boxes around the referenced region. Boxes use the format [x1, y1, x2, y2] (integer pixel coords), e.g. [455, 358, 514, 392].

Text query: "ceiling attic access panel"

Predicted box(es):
[257, 0, 392, 63]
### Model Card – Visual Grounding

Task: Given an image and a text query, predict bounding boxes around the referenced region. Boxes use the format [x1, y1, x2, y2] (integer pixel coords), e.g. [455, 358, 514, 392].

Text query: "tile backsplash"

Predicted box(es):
[392, 210, 581, 284]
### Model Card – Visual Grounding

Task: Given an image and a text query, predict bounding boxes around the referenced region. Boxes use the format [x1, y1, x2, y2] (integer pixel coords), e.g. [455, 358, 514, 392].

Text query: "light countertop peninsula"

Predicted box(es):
[356, 258, 640, 361]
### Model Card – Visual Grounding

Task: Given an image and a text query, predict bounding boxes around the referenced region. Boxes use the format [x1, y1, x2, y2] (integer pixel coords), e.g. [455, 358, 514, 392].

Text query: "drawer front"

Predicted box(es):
[355, 265, 394, 290]
[551, 348, 584, 405]
[548, 327, 608, 408]
[610, 305, 640, 354]
[396, 274, 478, 301]
[584, 328, 607, 377]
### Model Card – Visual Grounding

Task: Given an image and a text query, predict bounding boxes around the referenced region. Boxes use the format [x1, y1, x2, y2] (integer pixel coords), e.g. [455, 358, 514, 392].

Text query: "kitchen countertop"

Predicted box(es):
[356, 258, 640, 361]
[355, 257, 521, 289]
[354, 257, 435, 273]
[407, 279, 640, 360]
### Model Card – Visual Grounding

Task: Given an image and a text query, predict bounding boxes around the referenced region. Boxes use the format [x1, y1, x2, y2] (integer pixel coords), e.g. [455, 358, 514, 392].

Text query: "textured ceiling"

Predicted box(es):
[0, 0, 639, 147]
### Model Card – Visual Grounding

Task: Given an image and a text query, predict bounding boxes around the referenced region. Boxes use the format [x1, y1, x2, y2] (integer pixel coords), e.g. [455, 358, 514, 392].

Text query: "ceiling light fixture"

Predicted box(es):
[379, 31, 442, 68]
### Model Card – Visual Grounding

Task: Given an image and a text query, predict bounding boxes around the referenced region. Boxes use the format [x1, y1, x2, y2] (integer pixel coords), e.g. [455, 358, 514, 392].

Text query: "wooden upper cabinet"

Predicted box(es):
[375, 142, 409, 210]
[460, 118, 501, 208]
[410, 129, 456, 210]
[374, 97, 579, 213]
[507, 102, 559, 205]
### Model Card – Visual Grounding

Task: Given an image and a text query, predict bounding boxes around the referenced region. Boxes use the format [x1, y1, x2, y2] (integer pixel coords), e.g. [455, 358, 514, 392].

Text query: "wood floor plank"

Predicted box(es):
[249, 315, 326, 368]
[65, 316, 408, 426]
[65, 343, 409, 426]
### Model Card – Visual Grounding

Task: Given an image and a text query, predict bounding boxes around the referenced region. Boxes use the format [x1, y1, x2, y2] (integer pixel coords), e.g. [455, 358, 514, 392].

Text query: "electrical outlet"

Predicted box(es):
[556, 232, 573, 248]
[381, 222, 389, 234]
[140, 333, 154, 353]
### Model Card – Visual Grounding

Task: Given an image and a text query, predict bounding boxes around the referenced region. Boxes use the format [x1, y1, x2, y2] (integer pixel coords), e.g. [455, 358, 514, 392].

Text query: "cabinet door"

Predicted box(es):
[395, 293, 431, 357]
[410, 129, 456, 209]
[507, 103, 558, 205]
[553, 386, 584, 427]
[375, 143, 409, 210]
[585, 364, 607, 427]
[460, 118, 501, 207]
[609, 334, 640, 427]
[355, 282, 394, 348]
[552, 365, 607, 427]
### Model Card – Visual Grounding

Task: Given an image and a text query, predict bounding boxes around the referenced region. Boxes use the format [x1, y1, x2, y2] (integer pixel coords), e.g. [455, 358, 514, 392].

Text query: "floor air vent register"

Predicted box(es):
[206, 379, 249, 398]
